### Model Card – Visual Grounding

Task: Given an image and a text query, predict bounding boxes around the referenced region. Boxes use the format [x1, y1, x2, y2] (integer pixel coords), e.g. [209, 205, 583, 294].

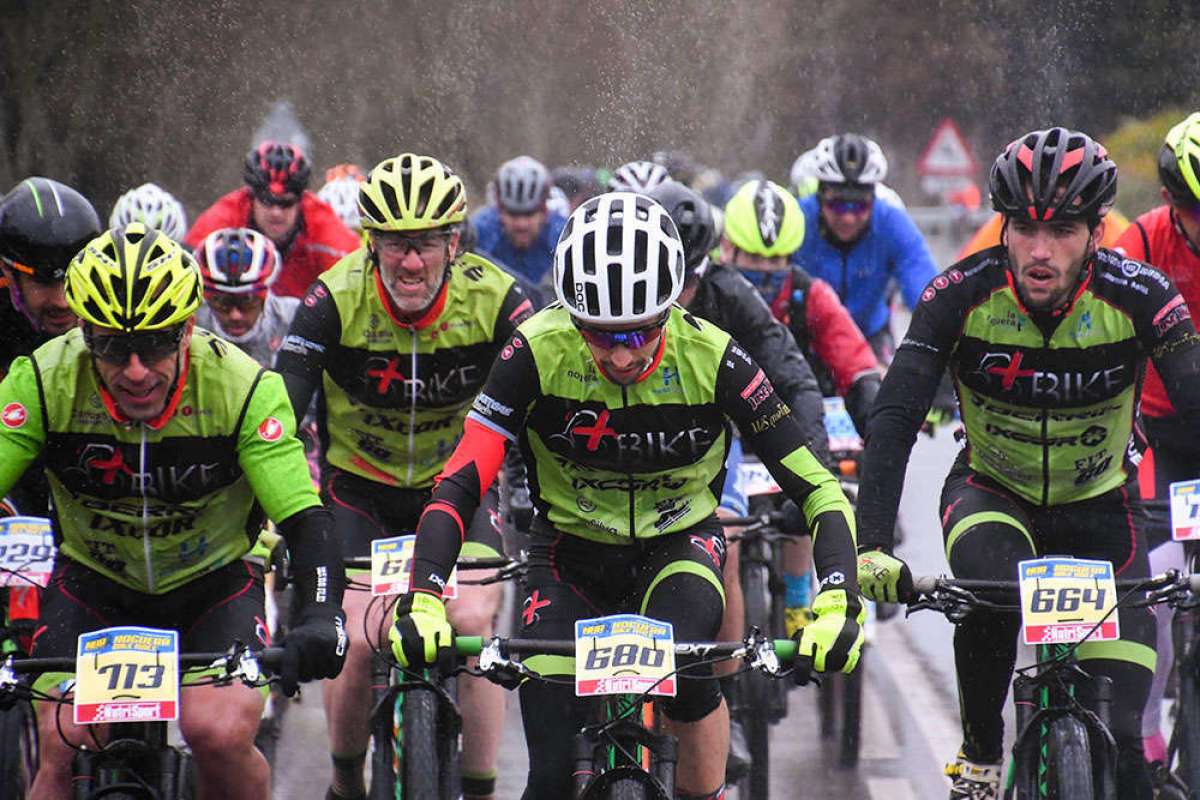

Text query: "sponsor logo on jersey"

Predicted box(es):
[257, 417, 284, 442]
[1153, 295, 1192, 336]
[976, 351, 1125, 402]
[2, 402, 28, 428]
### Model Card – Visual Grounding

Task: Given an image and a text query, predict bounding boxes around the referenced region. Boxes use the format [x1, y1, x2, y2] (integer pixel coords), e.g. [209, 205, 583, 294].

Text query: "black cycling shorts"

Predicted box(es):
[320, 466, 504, 560]
[32, 556, 268, 660]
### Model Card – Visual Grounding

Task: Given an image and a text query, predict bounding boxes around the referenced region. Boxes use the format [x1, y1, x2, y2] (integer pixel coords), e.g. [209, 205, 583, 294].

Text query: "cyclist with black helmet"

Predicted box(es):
[1114, 111, 1200, 771]
[109, 182, 189, 242]
[391, 191, 863, 800]
[794, 132, 939, 362]
[856, 128, 1200, 799]
[275, 154, 533, 800]
[186, 140, 360, 298]
[194, 227, 299, 368]
[0, 223, 347, 799]
[471, 155, 567, 287]
[0, 177, 102, 516]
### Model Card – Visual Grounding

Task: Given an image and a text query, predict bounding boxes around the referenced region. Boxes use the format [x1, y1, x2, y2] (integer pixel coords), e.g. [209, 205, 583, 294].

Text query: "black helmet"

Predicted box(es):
[648, 180, 717, 276]
[989, 128, 1116, 224]
[243, 141, 311, 198]
[0, 177, 102, 282]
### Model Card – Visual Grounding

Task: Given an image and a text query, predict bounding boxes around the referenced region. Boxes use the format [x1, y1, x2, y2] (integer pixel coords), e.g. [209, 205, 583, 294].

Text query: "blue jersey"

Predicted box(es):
[471, 205, 567, 286]
[791, 195, 937, 338]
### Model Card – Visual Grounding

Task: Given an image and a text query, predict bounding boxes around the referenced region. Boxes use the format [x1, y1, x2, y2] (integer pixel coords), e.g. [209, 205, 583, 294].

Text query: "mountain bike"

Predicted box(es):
[909, 568, 1199, 799]
[460, 625, 808, 799]
[0, 642, 283, 800]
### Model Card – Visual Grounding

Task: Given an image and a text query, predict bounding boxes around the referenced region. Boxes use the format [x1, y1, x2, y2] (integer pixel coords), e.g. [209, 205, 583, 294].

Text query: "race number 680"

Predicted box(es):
[583, 643, 666, 671]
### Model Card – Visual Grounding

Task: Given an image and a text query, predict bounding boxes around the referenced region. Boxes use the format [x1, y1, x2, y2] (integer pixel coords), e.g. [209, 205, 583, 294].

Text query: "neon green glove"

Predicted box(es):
[390, 592, 452, 669]
[857, 549, 914, 603]
[796, 589, 866, 673]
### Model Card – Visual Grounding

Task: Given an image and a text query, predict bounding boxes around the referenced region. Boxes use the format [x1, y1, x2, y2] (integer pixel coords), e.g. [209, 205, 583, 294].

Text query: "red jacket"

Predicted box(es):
[185, 188, 360, 298]
[1115, 205, 1200, 418]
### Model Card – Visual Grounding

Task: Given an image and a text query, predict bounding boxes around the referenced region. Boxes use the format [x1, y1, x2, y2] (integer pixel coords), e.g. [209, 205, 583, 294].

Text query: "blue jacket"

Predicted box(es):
[792, 195, 937, 338]
[471, 206, 567, 286]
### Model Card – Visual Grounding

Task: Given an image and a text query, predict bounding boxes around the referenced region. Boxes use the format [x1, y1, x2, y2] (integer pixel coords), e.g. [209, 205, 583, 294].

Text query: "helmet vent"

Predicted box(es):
[126, 229, 145, 245]
[414, 179, 433, 219]
[379, 180, 400, 220]
[606, 264, 623, 317]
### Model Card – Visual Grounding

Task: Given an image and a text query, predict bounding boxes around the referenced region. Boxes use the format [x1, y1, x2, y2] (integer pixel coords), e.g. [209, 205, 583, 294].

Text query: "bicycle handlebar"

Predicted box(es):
[453, 634, 800, 663]
[1, 645, 287, 677]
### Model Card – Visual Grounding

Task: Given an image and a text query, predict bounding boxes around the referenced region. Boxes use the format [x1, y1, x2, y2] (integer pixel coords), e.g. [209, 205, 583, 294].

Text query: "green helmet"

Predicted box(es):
[1159, 112, 1200, 205]
[722, 180, 805, 258]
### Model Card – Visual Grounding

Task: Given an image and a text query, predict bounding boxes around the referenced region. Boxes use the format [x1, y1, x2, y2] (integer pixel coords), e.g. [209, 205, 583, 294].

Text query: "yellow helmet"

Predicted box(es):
[65, 223, 202, 332]
[723, 180, 805, 258]
[358, 153, 467, 232]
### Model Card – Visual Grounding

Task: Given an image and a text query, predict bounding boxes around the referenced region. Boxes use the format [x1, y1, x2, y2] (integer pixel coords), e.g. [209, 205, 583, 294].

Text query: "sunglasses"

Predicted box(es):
[824, 198, 871, 215]
[374, 232, 451, 258]
[85, 326, 185, 366]
[254, 192, 300, 209]
[206, 293, 265, 313]
[574, 317, 666, 350]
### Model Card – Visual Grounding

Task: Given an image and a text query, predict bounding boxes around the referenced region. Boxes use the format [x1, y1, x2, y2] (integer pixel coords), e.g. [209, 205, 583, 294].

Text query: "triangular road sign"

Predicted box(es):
[917, 118, 977, 177]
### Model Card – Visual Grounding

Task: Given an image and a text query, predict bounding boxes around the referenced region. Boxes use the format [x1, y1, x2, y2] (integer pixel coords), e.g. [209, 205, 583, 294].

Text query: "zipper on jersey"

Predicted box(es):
[139, 425, 155, 592]
[1039, 330, 1051, 506]
[406, 333, 418, 486]
[621, 385, 635, 541]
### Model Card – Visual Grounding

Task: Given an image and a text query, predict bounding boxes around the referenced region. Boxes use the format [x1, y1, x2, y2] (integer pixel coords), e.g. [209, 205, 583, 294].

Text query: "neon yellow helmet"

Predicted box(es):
[358, 153, 467, 232]
[65, 223, 202, 332]
[1160, 112, 1200, 205]
[722, 179, 805, 258]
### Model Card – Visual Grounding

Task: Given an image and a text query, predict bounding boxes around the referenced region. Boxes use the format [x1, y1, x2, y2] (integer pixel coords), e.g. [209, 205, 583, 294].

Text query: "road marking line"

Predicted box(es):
[867, 777, 918, 800]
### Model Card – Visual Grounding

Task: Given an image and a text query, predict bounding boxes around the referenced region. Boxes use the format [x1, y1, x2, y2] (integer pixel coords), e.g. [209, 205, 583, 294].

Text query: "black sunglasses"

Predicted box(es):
[85, 326, 185, 366]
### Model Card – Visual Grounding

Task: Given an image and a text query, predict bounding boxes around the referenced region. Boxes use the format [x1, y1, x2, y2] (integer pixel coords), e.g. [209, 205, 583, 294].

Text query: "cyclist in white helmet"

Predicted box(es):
[791, 139, 906, 208]
[608, 159, 671, 194]
[109, 182, 189, 241]
[193, 227, 299, 368]
[317, 177, 363, 234]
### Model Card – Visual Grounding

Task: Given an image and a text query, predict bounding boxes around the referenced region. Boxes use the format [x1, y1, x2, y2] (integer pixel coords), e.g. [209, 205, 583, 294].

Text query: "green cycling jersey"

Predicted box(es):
[0, 327, 321, 593]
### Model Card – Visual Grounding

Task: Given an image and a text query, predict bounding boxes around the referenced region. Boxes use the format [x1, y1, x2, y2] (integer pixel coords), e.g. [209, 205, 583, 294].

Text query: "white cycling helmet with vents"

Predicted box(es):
[553, 192, 685, 325]
[496, 155, 550, 213]
[808, 133, 889, 185]
[109, 183, 188, 241]
[607, 160, 671, 194]
[317, 176, 363, 231]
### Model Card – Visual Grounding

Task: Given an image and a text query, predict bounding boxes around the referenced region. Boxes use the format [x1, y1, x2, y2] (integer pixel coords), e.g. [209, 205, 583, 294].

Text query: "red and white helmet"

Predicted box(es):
[194, 227, 281, 295]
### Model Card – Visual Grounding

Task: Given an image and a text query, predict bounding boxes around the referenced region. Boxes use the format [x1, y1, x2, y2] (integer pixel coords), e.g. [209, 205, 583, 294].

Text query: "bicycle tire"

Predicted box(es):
[738, 558, 771, 798]
[368, 698, 397, 800]
[1172, 615, 1200, 798]
[608, 777, 648, 800]
[1047, 716, 1094, 799]
[838, 659, 864, 769]
[0, 701, 35, 799]
[400, 684, 442, 800]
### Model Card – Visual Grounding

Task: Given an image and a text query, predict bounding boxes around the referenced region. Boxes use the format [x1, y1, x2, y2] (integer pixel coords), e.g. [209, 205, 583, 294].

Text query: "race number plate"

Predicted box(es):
[0, 516, 55, 587]
[370, 535, 458, 599]
[823, 396, 862, 452]
[1169, 479, 1200, 541]
[574, 614, 676, 698]
[74, 627, 180, 724]
[1018, 558, 1119, 645]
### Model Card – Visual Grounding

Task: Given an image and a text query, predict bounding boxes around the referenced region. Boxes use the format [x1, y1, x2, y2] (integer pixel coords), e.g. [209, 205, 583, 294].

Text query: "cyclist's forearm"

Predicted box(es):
[811, 507, 858, 592]
[278, 505, 345, 609]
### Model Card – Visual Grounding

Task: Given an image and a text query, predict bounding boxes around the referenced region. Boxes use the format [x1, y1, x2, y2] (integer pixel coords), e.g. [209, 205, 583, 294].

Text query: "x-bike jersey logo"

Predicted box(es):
[366, 356, 405, 395]
[984, 351, 1035, 391]
[522, 590, 552, 627]
[555, 409, 618, 452]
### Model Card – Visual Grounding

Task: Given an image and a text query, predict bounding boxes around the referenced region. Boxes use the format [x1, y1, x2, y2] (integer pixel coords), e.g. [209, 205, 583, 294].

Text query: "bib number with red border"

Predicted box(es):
[1018, 558, 1119, 645]
[370, 535, 458, 598]
[1169, 479, 1200, 541]
[574, 614, 676, 697]
[0, 516, 55, 588]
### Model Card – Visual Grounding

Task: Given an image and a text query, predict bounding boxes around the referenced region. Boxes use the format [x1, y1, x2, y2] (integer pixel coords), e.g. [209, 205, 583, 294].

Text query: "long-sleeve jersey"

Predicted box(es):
[408, 304, 857, 598]
[857, 246, 1200, 551]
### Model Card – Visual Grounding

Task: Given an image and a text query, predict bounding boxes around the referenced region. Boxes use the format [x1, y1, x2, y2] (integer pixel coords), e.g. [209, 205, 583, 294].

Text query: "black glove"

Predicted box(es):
[280, 602, 348, 697]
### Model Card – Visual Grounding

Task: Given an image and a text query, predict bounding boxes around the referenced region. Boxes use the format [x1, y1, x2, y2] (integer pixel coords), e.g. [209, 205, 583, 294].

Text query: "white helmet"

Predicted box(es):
[317, 176, 363, 231]
[496, 155, 549, 213]
[789, 148, 823, 194]
[109, 183, 188, 241]
[553, 192, 684, 325]
[808, 134, 889, 185]
[608, 160, 671, 194]
[546, 185, 571, 218]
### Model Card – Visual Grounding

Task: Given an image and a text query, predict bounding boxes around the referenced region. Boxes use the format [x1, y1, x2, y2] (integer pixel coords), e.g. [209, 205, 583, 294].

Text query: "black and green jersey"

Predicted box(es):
[275, 249, 532, 489]
[409, 303, 857, 596]
[0, 327, 321, 593]
[858, 246, 1200, 549]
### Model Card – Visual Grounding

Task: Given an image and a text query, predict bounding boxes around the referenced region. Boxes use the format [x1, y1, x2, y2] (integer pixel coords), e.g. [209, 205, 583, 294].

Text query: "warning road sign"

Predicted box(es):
[918, 118, 977, 178]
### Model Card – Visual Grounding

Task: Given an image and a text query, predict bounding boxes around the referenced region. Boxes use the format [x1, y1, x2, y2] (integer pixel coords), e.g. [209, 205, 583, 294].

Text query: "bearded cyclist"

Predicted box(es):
[1114, 111, 1200, 771]
[0, 223, 347, 799]
[794, 132, 938, 363]
[391, 191, 864, 800]
[855, 128, 1200, 800]
[471, 155, 567, 287]
[275, 154, 533, 800]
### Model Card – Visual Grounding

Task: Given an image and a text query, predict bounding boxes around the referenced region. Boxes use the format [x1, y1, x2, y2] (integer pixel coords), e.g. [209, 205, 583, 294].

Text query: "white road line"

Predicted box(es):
[867, 777, 918, 800]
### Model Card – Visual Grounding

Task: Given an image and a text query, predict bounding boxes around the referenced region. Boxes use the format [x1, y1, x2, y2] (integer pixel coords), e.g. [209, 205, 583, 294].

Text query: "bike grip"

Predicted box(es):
[455, 635, 484, 657]
[776, 499, 803, 532]
[254, 647, 288, 673]
[774, 638, 798, 663]
[912, 575, 937, 595]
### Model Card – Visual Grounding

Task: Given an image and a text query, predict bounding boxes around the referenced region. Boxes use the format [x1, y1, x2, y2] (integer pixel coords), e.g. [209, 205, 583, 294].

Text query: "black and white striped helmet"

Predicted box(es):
[809, 133, 889, 185]
[495, 155, 549, 213]
[553, 192, 685, 325]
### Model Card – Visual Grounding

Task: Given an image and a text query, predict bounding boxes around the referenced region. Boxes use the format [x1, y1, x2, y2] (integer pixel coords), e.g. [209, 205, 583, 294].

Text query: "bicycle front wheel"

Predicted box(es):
[1047, 716, 1094, 799]
[400, 685, 442, 799]
[738, 559, 772, 797]
[1172, 615, 1200, 798]
[0, 701, 35, 799]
